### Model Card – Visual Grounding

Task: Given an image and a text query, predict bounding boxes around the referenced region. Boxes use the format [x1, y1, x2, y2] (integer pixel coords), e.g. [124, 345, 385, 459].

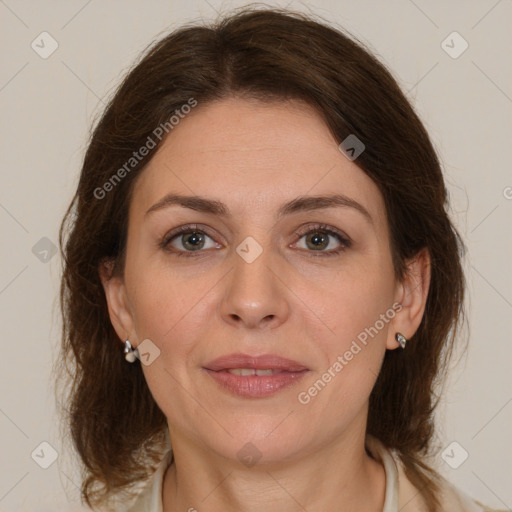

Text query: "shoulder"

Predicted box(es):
[473, 501, 509, 512]
[390, 446, 504, 512]
[366, 435, 504, 512]
[434, 476, 505, 512]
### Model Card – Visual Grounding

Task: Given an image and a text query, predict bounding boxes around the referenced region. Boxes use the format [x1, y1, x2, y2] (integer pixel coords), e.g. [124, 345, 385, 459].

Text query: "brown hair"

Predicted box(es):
[55, 6, 467, 511]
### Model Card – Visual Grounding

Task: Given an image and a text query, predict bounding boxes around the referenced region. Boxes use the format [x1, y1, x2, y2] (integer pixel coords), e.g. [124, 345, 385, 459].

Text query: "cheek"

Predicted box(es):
[127, 266, 218, 382]
[300, 270, 392, 404]
[127, 260, 202, 337]
[300, 319, 387, 426]
[313, 263, 395, 345]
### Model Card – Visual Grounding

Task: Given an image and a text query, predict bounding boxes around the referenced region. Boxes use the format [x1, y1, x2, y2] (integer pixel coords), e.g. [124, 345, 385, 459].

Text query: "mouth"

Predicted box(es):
[203, 353, 310, 398]
[203, 353, 309, 372]
[222, 368, 289, 376]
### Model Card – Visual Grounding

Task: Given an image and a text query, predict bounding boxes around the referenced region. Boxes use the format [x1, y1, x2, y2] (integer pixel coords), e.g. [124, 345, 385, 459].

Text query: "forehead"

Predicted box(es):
[130, 97, 387, 233]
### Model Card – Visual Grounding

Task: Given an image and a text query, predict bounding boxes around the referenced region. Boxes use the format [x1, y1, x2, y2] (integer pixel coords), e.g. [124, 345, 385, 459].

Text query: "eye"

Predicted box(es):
[159, 224, 220, 257]
[293, 223, 351, 256]
[159, 222, 351, 258]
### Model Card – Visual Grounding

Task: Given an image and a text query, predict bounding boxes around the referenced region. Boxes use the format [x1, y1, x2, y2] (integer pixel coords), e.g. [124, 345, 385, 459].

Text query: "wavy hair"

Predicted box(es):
[55, 6, 467, 511]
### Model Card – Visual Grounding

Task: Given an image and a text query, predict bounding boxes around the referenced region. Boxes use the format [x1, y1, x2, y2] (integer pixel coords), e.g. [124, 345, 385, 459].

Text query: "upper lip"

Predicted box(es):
[203, 353, 309, 372]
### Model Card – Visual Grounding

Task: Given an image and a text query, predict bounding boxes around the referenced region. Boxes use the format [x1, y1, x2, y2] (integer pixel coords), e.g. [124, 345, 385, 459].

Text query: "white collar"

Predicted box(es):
[365, 434, 400, 511]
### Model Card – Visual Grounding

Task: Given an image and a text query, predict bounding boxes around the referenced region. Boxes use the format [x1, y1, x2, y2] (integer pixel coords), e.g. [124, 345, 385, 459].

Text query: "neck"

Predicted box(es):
[162, 425, 386, 512]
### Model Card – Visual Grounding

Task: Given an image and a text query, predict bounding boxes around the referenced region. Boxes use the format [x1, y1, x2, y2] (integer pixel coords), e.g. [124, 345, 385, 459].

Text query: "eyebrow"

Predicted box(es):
[145, 193, 373, 225]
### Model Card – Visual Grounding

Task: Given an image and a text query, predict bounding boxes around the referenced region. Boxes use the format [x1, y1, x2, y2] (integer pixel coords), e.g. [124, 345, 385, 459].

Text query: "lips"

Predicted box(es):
[203, 353, 309, 373]
[202, 353, 310, 398]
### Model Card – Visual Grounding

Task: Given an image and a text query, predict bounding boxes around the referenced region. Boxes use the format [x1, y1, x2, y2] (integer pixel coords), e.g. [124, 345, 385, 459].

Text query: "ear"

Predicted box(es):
[386, 247, 431, 350]
[98, 258, 137, 347]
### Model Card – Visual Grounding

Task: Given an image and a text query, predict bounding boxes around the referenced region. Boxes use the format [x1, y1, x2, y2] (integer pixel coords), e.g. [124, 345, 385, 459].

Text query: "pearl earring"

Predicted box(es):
[123, 340, 139, 363]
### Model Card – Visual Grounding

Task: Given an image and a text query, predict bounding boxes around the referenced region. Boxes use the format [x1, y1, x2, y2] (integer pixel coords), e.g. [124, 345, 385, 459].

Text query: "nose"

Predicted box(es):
[219, 240, 290, 330]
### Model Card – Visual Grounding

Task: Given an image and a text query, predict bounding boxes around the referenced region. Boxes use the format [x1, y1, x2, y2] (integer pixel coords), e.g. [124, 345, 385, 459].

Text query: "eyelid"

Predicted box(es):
[160, 223, 220, 248]
[290, 222, 352, 256]
[292, 222, 352, 244]
[160, 222, 352, 256]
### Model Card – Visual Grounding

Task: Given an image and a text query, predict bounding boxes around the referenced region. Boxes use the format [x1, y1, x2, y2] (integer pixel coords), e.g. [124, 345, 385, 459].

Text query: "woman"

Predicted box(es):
[56, 6, 503, 512]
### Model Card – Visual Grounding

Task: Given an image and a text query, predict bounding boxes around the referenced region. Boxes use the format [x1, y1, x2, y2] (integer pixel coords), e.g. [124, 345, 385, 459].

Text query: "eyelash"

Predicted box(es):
[159, 223, 352, 258]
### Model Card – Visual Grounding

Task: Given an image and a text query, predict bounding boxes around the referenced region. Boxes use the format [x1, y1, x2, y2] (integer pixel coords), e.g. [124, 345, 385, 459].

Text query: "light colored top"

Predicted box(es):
[124, 435, 503, 512]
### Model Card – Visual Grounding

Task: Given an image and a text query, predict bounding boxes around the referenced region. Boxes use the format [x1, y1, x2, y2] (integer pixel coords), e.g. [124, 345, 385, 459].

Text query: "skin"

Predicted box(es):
[100, 97, 430, 512]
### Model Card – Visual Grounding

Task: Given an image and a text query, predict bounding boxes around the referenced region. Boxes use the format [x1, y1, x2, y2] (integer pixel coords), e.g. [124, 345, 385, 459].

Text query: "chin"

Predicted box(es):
[201, 421, 313, 467]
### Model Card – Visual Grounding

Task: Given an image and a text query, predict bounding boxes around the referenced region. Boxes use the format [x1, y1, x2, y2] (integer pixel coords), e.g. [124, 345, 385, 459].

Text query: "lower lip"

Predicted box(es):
[203, 369, 309, 398]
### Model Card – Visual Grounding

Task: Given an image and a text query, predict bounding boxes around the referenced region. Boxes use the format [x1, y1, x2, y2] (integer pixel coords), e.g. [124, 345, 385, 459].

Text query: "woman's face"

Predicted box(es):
[102, 97, 427, 463]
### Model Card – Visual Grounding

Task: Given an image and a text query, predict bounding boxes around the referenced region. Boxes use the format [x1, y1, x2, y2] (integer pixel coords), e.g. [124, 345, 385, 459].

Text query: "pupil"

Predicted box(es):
[184, 232, 204, 250]
[308, 232, 327, 250]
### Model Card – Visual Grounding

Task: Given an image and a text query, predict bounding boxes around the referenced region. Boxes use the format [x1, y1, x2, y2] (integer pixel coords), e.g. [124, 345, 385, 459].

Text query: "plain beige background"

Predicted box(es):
[0, 0, 511, 510]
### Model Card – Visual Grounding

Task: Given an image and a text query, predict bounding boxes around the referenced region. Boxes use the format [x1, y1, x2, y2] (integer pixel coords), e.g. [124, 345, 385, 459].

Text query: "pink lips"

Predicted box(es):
[203, 353, 310, 398]
[204, 353, 309, 372]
